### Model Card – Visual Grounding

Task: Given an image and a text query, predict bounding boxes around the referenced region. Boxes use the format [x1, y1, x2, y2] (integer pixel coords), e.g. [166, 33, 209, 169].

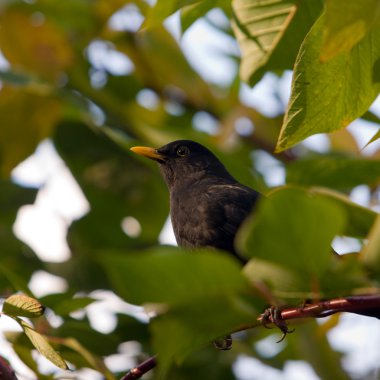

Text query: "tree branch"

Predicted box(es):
[119, 294, 380, 380]
[264, 294, 380, 321]
[120, 355, 157, 380]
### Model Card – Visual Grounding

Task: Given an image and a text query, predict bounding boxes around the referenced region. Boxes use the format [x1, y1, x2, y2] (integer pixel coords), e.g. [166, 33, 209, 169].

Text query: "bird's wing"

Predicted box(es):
[207, 184, 259, 237]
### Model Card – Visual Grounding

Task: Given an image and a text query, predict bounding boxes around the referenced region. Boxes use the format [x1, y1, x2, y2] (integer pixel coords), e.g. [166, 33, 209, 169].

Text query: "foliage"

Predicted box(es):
[0, 0, 379, 379]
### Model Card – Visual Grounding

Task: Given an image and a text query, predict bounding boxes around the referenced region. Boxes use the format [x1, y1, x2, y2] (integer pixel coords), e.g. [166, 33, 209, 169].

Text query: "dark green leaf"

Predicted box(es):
[40, 294, 95, 316]
[101, 246, 249, 305]
[151, 293, 258, 376]
[237, 187, 346, 276]
[361, 213, 380, 279]
[310, 187, 377, 238]
[286, 156, 380, 189]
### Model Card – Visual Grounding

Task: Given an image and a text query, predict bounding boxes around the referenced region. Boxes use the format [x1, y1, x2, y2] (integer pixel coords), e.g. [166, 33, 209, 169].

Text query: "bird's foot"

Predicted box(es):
[213, 335, 233, 350]
[261, 306, 295, 343]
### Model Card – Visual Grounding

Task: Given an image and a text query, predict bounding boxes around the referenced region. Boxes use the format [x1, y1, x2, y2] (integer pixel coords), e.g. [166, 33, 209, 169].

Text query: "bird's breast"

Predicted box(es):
[170, 187, 215, 248]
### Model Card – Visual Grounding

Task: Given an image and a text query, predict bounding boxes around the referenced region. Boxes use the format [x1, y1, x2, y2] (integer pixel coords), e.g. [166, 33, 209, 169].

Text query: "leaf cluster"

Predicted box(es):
[0, 0, 379, 379]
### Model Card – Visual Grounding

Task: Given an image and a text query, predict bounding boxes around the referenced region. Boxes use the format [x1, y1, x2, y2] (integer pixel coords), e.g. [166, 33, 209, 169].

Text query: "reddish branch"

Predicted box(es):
[120, 294, 380, 380]
[0, 356, 18, 380]
[259, 294, 380, 322]
[120, 355, 157, 380]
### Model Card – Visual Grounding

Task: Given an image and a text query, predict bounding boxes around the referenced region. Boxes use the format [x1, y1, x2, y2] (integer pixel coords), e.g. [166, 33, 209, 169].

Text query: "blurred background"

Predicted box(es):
[0, 0, 380, 379]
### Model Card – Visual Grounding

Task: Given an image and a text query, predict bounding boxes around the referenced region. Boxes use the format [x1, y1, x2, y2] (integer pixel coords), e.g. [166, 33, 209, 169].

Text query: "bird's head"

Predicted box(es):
[131, 140, 233, 188]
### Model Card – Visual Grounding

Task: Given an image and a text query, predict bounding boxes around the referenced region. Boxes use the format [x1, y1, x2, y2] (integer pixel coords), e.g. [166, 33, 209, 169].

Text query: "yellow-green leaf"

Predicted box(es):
[143, 0, 199, 29]
[0, 8, 74, 81]
[3, 294, 45, 318]
[18, 319, 68, 370]
[232, 0, 323, 85]
[0, 86, 61, 176]
[60, 338, 115, 379]
[277, 12, 380, 151]
[321, 0, 380, 61]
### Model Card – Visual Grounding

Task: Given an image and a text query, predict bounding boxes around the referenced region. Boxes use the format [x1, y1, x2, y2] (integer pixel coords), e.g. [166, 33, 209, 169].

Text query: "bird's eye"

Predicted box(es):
[176, 146, 190, 157]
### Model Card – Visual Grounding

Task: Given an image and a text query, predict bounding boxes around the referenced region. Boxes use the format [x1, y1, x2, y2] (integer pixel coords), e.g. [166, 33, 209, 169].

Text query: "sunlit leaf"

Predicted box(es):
[277, 12, 380, 151]
[18, 319, 68, 370]
[321, 0, 380, 61]
[3, 294, 45, 318]
[328, 129, 359, 154]
[232, 0, 323, 85]
[0, 86, 61, 176]
[59, 337, 114, 379]
[0, 8, 74, 81]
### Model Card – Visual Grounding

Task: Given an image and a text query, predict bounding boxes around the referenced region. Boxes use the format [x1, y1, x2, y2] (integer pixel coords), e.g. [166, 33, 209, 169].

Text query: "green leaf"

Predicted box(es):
[291, 322, 351, 380]
[144, 0, 200, 29]
[0, 181, 39, 293]
[320, 253, 373, 296]
[17, 319, 68, 370]
[240, 188, 374, 302]
[53, 318, 120, 357]
[277, 12, 380, 151]
[243, 258, 307, 300]
[151, 293, 258, 376]
[40, 294, 95, 317]
[237, 187, 346, 276]
[3, 294, 45, 318]
[362, 109, 380, 125]
[102, 246, 261, 375]
[0, 7, 74, 81]
[181, 0, 227, 32]
[363, 127, 380, 149]
[286, 156, 380, 189]
[101, 246, 249, 305]
[232, 0, 323, 85]
[361, 212, 380, 279]
[310, 187, 377, 238]
[321, 0, 380, 61]
[59, 337, 114, 379]
[0, 86, 61, 176]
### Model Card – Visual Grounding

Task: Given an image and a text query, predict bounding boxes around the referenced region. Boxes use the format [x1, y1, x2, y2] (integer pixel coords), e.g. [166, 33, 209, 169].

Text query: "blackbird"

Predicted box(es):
[131, 140, 380, 324]
[131, 140, 259, 264]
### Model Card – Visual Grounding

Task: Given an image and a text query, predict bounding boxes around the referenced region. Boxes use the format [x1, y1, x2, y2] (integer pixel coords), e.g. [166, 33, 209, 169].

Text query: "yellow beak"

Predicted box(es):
[130, 146, 164, 161]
